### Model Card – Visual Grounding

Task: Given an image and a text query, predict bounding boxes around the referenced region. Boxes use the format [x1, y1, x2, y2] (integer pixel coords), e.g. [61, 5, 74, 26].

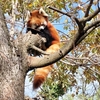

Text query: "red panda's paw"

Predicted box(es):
[33, 75, 45, 89]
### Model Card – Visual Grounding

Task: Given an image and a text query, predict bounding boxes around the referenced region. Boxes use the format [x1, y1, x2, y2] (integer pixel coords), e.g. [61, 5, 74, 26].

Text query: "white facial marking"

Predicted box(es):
[38, 26, 45, 30]
[43, 21, 47, 26]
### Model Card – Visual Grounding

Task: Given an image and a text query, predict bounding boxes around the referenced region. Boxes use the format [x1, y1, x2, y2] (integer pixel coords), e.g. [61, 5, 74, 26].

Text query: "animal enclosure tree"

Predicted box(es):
[0, 0, 100, 100]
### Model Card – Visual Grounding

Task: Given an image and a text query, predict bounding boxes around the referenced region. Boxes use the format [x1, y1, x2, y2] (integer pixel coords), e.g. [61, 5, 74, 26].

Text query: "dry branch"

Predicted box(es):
[15, 31, 48, 56]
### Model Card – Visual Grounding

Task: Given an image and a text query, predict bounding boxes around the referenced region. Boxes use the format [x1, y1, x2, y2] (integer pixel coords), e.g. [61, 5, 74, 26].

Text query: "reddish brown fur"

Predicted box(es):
[33, 75, 45, 89]
[27, 10, 48, 28]
[27, 9, 60, 89]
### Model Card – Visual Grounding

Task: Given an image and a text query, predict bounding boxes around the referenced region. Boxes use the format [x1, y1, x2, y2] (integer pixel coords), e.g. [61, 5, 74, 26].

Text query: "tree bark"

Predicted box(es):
[0, 5, 26, 100]
[0, 5, 49, 100]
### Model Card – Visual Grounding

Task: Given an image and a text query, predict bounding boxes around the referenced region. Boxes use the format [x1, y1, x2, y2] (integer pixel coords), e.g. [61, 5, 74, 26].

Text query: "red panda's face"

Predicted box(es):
[27, 8, 48, 30]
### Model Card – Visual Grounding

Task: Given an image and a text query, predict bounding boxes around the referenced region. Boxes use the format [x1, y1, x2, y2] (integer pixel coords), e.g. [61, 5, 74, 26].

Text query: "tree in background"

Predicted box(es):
[0, 0, 100, 100]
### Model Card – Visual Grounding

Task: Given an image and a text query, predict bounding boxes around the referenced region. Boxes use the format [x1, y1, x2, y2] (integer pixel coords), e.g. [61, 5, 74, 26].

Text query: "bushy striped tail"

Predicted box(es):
[33, 66, 52, 89]
[33, 44, 60, 89]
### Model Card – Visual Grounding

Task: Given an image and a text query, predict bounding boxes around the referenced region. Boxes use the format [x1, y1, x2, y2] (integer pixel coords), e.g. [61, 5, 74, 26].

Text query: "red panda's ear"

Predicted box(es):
[25, 11, 31, 22]
[39, 8, 48, 17]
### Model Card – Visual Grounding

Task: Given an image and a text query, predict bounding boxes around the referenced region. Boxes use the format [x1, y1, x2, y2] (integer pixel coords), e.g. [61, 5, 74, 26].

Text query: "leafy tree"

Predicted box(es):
[0, 0, 100, 100]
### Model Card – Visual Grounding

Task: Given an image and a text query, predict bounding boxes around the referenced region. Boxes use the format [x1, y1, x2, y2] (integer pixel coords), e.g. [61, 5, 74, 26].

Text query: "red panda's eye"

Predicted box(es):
[30, 12, 32, 16]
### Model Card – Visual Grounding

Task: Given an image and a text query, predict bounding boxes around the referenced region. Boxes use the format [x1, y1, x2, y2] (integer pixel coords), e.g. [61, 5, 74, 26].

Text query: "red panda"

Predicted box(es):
[27, 8, 60, 89]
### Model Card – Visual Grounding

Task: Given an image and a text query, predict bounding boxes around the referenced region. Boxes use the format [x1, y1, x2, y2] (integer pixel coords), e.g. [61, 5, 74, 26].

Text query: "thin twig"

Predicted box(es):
[97, 0, 100, 8]
[48, 6, 82, 31]
[65, 55, 100, 65]
[80, 8, 100, 22]
[32, 45, 49, 55]
[48, 6, 71, 17]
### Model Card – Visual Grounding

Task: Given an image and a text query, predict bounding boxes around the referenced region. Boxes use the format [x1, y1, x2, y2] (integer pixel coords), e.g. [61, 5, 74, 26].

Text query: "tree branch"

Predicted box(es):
[14, 31, 50, 71]
[49, 6, 84, 32]
[76, 23, 100, 45]
[26, 4, 100, 70]
[27, 29, 81, 68]
[84, 20, 100, 33]
[97, 0, 100, 8]
[15, 31, 48, 56]
[80, 8, 100, 22]
[48, 6, 72, 17]
[85, 0, 93, 17]
[31, 45, 49, 55]
[0, 5, 10, 45]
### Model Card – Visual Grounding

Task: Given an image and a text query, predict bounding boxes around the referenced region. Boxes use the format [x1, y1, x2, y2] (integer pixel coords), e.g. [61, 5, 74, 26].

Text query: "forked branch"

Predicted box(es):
[27, 2, 100, 69]
[85, 0, 93, 17]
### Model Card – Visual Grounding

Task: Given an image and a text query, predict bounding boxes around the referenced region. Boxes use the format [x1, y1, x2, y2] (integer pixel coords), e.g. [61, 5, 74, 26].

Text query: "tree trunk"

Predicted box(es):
[0, 64, 26, 100]
[0, 5, 26, 100]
